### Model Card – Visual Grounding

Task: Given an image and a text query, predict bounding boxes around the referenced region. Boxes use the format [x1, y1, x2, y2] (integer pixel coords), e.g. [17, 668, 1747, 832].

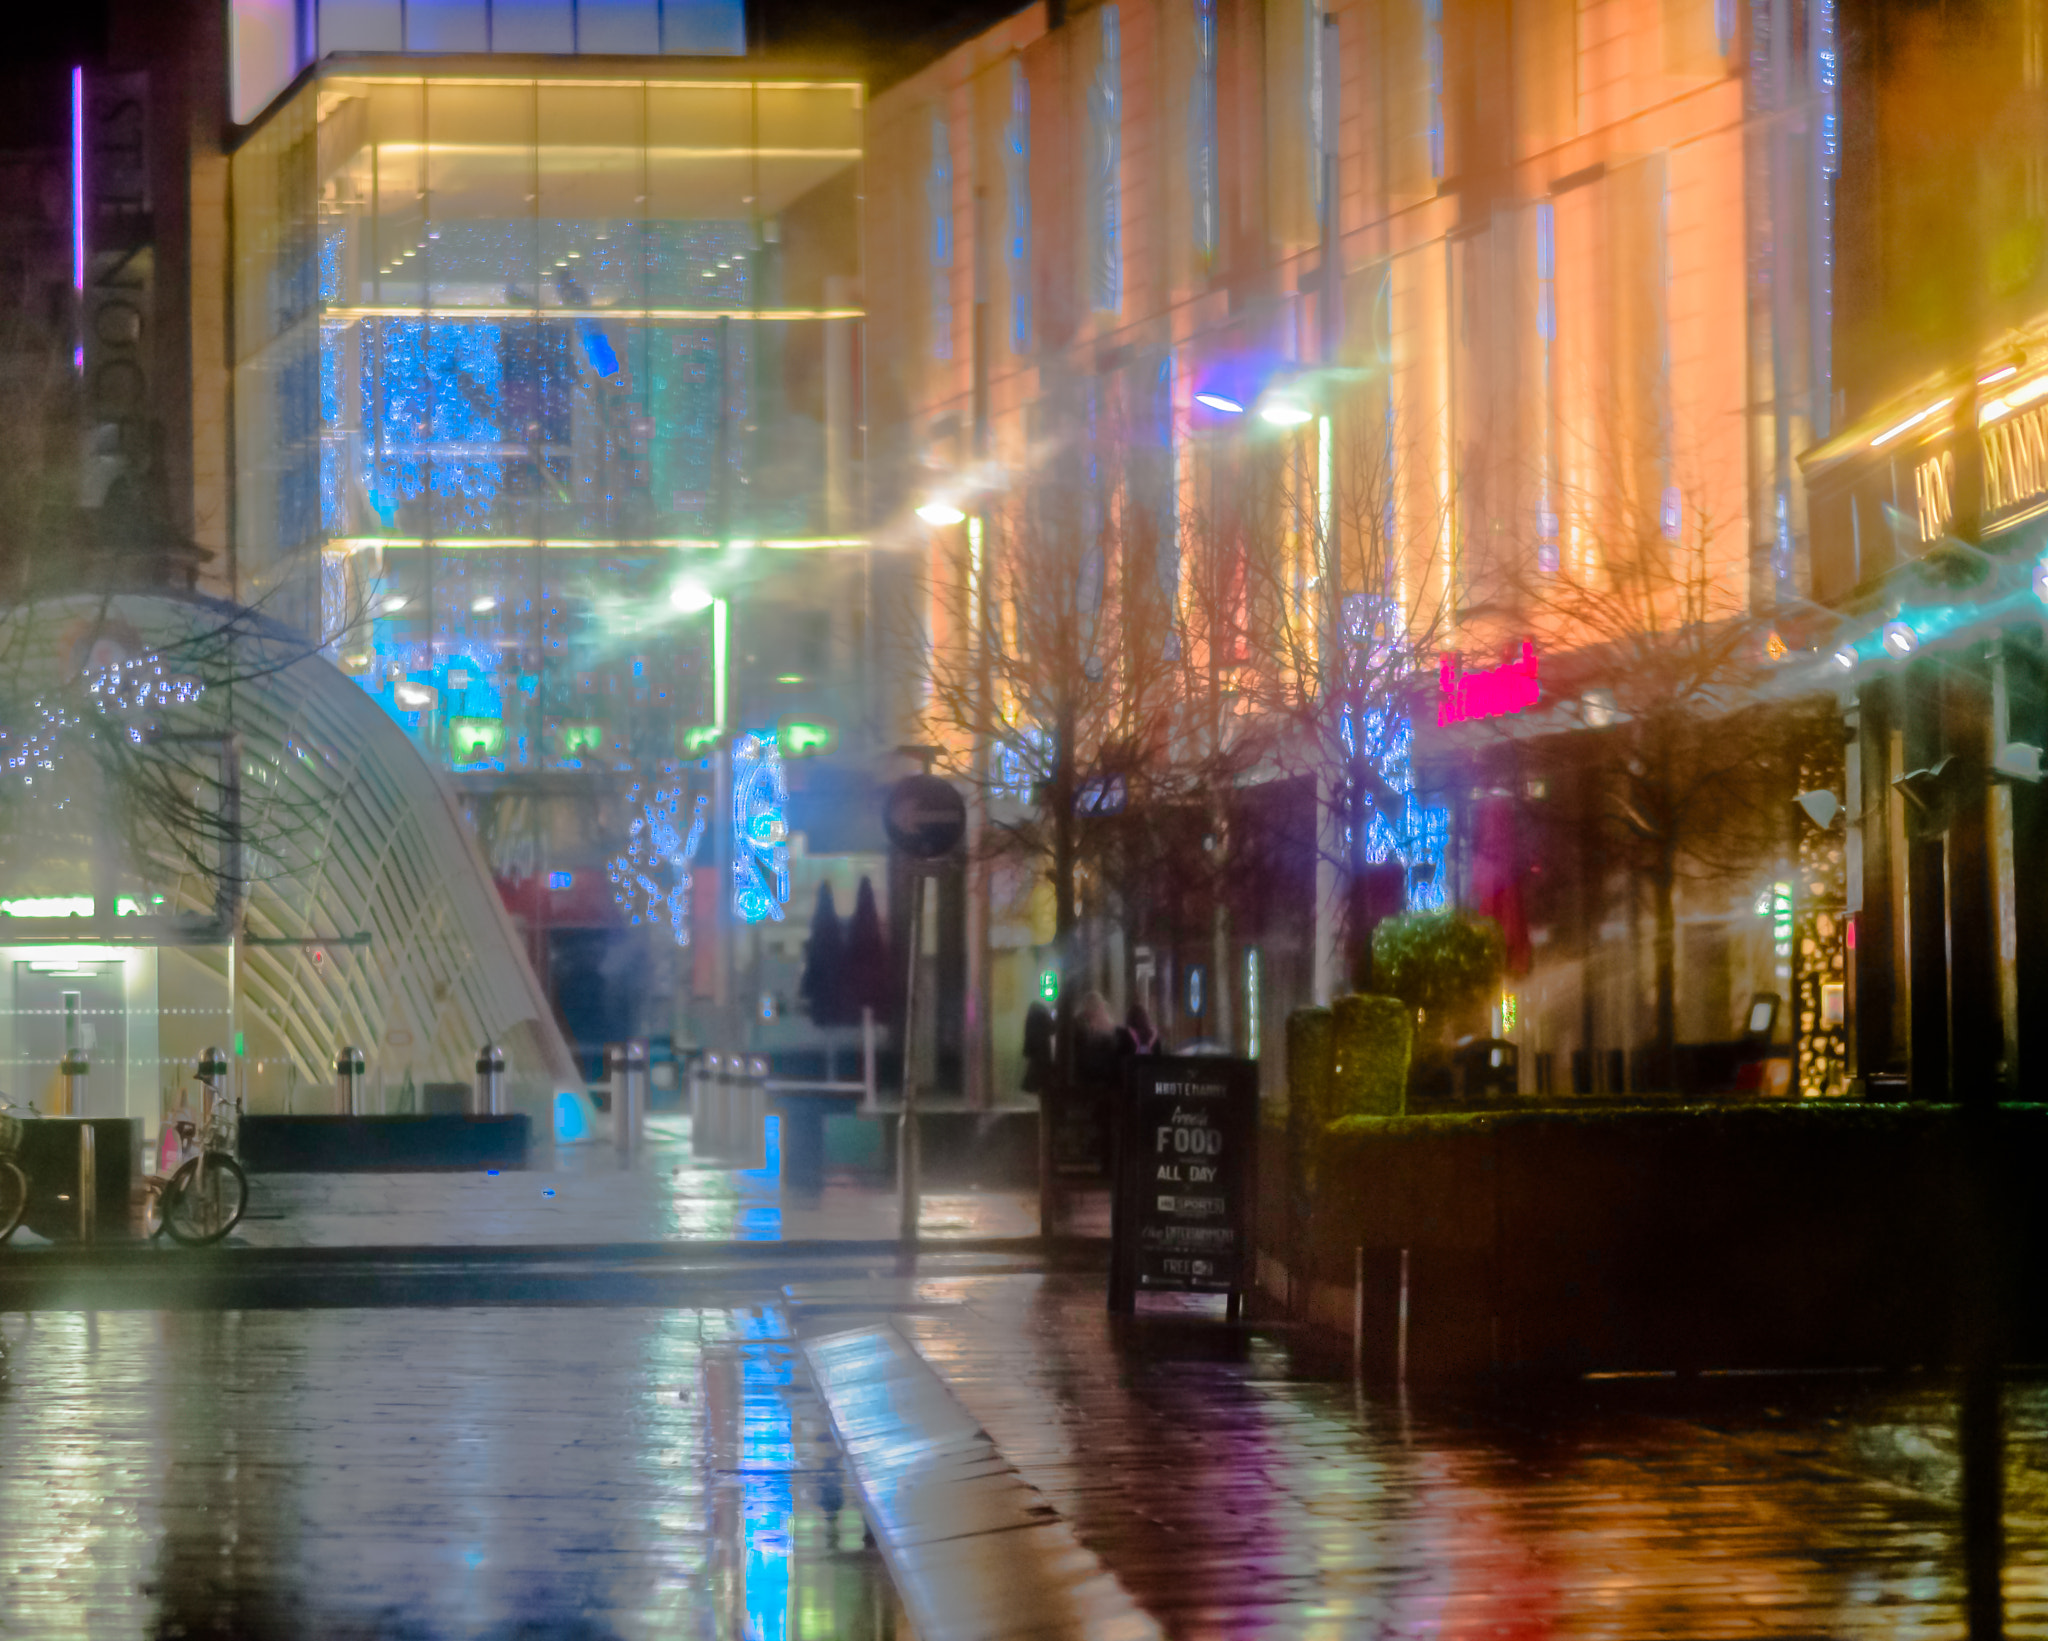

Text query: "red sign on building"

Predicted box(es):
[1439, 641, 1540, 727]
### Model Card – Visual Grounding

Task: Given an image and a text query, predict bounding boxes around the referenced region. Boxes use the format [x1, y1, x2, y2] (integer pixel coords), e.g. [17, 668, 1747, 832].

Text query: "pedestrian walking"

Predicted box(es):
[1020, 1000, 1055, 1094]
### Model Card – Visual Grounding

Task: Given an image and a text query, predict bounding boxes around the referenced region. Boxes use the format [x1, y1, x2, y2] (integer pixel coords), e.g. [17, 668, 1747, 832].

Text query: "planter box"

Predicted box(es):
[240, 1114, 530, 1173]
[1268, 1104, 2048, 1378]
[12, 1117, 143, 1240]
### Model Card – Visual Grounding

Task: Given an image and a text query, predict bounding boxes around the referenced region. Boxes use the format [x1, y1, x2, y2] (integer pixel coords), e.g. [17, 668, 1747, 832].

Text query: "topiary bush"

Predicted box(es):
[1370, 908, 1506, 1024]
[1331, 993, 1412, 1119]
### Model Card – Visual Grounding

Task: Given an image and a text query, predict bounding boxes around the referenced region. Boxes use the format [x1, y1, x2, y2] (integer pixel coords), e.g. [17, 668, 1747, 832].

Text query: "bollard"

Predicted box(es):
[473, 1043, 506, 1116]
[701, 1053, 729, 1160]
[610, 1040, 648, 1155]
[335, 1046, 366, 1114]
[743, 1056, 769, 1171]
[58, 1049, 88, 1120]
[693, 1054, 717, 1158]
[76, 1122, 95, 1243]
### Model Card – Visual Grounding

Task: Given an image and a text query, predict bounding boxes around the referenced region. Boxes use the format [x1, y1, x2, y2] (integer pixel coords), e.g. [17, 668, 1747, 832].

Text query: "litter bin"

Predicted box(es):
[1453, 1037, 1519, 1101]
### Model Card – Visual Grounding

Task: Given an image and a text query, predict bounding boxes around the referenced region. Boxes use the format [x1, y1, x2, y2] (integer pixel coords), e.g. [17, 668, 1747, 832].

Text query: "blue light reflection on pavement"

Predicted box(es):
[736, 1307, 797, 1641]
[733, 1113, 783, 1241]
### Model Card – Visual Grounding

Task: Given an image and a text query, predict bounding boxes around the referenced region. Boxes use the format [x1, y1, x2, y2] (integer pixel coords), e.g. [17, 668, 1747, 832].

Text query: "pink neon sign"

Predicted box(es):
[1439, 641, 1540, 726]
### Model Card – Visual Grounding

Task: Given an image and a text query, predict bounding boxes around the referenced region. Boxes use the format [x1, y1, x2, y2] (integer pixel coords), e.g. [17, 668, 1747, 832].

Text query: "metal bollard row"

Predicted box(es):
[688, 1053, 768, 1167]
[609, 1041, 649, 1154]
[335, 1046, 367, 1114]
[474, 1043, 506, 1116]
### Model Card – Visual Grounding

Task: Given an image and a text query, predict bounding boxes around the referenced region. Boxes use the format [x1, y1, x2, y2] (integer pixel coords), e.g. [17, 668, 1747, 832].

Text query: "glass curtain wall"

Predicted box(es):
[233, 66, 864, 776]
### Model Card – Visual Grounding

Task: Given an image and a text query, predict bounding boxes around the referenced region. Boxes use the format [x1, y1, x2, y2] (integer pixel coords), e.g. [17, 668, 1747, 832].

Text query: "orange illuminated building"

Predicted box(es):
[870, 0, 1837, 1091]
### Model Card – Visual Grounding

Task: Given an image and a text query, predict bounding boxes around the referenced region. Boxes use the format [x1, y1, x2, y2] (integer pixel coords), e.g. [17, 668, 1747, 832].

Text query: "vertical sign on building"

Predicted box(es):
[81, 71, 152, 510]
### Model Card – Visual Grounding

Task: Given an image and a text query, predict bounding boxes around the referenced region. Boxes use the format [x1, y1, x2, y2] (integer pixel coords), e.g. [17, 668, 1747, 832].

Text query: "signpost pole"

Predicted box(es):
[898, 873, 925, 1254]
[881, 769, 966, 1263]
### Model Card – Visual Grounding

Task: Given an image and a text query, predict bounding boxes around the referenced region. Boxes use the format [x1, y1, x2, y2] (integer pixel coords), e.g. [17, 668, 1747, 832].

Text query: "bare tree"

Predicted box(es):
[1484, 470, 1831, 1084]
[1214, 397, 1455, 987]
[918, 395, 1192, 1062]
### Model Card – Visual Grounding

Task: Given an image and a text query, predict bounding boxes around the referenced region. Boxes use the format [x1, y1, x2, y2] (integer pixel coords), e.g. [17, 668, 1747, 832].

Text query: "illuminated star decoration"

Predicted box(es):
[609, 786, 708, 945]
[730, 732, 791, 924]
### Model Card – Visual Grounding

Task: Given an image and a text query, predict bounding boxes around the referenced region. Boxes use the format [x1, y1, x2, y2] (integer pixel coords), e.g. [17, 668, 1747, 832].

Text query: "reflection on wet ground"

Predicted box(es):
[0, 1307, 906, 1641]
[211, 1114, 1041, 1249]
[904, 1275, 2048, 1640]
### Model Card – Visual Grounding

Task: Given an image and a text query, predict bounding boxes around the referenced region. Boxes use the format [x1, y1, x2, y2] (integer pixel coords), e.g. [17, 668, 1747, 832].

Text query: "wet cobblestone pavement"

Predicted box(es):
[893, 1274, 2048, 1639]
[0, 1306, 904, 1640]
[1, 1263, 2042, 1636]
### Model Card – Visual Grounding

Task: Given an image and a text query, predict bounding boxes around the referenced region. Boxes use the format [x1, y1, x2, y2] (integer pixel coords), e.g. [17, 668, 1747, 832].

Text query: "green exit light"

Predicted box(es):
[233, 1030, 245, 1056]
[779, 718, 836, 757]
[682, 724, 721, 753]
[1039, 969, 1059, 1003]
[448, 716, 507, 761]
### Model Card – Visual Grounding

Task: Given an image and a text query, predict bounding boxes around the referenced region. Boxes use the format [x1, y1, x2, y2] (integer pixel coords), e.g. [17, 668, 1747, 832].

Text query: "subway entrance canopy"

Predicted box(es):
[0, 592, 578, 1131]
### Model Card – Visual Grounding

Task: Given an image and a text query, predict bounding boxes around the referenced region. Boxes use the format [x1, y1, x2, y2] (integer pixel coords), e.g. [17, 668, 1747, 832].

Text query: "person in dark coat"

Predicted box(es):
[1114, 1003, 1159, 1057]
[1020, 1001, 1055, 1094]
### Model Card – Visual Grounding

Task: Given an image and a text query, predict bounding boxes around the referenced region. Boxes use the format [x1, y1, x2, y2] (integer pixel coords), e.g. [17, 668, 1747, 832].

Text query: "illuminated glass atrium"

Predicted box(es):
[230, 62, 867, 781]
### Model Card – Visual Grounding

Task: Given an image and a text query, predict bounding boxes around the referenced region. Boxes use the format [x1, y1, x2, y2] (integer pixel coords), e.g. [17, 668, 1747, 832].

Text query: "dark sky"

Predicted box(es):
[757, 0, 1026, 89]
[0, 1, 108, 151]
[0, 0, 1013, 153]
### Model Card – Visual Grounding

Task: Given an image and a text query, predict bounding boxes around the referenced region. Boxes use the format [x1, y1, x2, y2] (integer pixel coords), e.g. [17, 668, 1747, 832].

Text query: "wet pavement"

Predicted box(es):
[0, 1304, 908, 1640]
[2, 1146, 2041, 1638]
[8, 1112, 1048, 1252]
[873, 1273, 2048, 1639]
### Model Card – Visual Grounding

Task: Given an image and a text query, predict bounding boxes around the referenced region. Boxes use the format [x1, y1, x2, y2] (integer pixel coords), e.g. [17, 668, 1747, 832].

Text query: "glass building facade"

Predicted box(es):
[232, 62, 866, 780]
[230, 59, 876, 1063]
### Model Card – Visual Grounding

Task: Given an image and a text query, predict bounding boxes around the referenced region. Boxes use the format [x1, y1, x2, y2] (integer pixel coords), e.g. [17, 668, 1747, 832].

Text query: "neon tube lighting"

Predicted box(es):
[364, 142, 860, 160]
[1980, 374, 2048, 425]
[1980, 365, 2020, 385]
[322, 307, 864, 323]
[332, 536, 873, 551]
[1870, 397, 1952, 448]
[70, 67, 83, 292]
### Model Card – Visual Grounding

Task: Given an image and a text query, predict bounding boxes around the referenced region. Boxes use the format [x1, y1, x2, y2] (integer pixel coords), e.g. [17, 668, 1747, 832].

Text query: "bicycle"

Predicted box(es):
[151, 1079, 247, 1247]
[0, 1099, 30, 1245]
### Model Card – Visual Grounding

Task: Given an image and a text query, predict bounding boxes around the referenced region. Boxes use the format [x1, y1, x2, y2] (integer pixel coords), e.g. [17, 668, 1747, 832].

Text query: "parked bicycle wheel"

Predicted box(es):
[161, 1153, 247, 1246]
[0, 1158, 24, 1244]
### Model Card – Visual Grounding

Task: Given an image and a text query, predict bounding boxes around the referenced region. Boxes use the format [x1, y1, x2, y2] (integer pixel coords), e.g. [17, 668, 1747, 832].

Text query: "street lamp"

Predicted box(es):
[1258, 394, 1314, 427]
[1195, 390, 1245, 414]
[916, 500, 967, 526]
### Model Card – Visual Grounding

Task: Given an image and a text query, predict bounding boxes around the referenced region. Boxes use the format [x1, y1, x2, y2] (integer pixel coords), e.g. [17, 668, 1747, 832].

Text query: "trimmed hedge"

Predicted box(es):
[1331, 994, 1411, 1118]
[1284, 1101, 2048, 1376]
[1285, 1005, 1334, 1190]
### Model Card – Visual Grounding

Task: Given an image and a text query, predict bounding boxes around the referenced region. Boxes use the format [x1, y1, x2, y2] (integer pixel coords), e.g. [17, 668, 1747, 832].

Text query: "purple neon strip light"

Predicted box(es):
[71, 66, 83, 292]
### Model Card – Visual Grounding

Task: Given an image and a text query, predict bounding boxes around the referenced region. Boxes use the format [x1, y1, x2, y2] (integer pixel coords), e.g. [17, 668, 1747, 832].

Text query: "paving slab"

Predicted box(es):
[894, 1272, 2048, 1639]
[803, 1321, 1163, 1641]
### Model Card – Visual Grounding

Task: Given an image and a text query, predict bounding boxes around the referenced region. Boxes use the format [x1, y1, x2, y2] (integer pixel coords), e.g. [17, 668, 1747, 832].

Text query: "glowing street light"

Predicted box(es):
[1881, 619, 1918, 659]
[1831, 644, 1858, 671]
[669, 578, 716, 613]
[916, 501, 967, 526]
[1258, 395, 1314, 427]
[1195, 391, 1245, 414]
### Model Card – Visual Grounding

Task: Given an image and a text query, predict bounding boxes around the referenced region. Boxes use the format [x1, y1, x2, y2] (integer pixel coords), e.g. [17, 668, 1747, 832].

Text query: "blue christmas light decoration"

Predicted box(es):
[610, 785, 708, 944]
[730, 732, 791, 923]
[1338, 594, 1446, 909]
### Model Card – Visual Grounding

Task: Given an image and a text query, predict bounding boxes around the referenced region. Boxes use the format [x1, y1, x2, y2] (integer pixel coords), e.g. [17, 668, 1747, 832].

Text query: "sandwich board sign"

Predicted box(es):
[1109, 1055, 1257, 1317]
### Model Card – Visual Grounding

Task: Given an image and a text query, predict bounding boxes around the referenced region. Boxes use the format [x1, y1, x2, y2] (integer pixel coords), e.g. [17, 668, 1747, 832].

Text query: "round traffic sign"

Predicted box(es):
[884, 774, 967, 859]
